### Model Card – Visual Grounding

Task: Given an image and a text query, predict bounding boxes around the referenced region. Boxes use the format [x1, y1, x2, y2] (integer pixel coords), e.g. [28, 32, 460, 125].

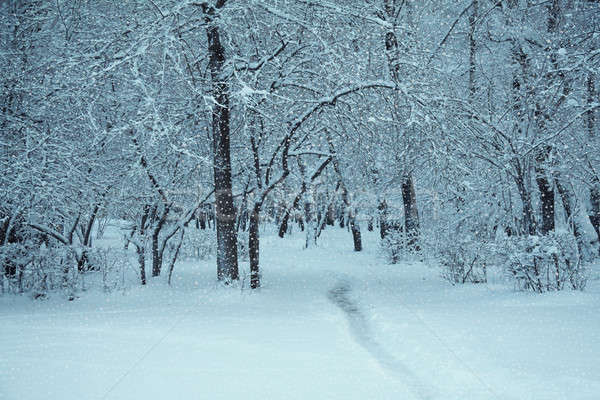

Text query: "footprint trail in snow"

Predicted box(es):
[328, 280, 436, 400]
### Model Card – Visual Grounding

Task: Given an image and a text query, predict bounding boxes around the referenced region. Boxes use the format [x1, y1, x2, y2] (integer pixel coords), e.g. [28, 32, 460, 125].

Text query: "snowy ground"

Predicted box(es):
[1, 228, 600, 400]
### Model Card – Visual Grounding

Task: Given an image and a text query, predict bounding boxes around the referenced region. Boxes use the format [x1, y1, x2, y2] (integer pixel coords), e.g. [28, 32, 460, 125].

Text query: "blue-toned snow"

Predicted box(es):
[1, 227, 599, 400]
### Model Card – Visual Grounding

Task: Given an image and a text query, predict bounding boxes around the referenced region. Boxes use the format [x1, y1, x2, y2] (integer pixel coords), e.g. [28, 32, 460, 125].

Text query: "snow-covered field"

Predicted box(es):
[2, 228, 599, 400]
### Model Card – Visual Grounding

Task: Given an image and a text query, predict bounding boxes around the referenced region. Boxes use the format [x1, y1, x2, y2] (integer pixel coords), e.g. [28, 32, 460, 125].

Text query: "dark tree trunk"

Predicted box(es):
[534, 0, 562, 237]
[279, 183, 305, 239]
[554, 176, 585, 253]
[137, 247, 146, 286]
[168, 230, 185, 286]
[326, 203, 335, 226]
[77, 204, 100, 272]
[151, 206, 170, 277]
[327, 137, 361, 251]
[205, 9, 238, 283]
[535, 148, 555, 235]
[350, 219, 362, 252]
[248, 204, 261, 289]
[136, 204, 151, 285]
[586, 73, 600, 245]
[278, 211, 290, 238]
[536, 171, 555, 235]
[378, 200, 388, 239]
[513, 162, 536, 235]
[383, 2, 420, 249]
[468, 0, 478, 102]
[590, 185, 600, 243]
[401, 174, 420, 249]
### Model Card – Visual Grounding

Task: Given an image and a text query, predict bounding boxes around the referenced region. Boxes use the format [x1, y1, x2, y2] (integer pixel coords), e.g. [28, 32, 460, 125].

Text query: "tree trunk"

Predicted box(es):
[304, 194, 316, 248]
[468, 0, 478, 102]
[248, 203, 261, 289]
[136, 204, 152, 285]
[151, 206, 170, 277]
[536, 170, 555, 235]
[206, 12, 238, 283]
[401, 174, 420, 249]
[279, 183, 305, 239]
[554, 175, 586, 255]
[350, 219, 362, 252]
[586, 73, 600, 245]
[327, 136, 362, 251]
[535, 148, 555, 235]
[378, 200, 388, 239]
[168, 230, 185, 286]
[513, 161, 536, 235]
[590, 185, 600, 243]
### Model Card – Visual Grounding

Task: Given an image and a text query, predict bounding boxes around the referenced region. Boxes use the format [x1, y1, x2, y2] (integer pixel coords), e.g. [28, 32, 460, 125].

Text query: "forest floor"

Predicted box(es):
[1, 227, 600, 400]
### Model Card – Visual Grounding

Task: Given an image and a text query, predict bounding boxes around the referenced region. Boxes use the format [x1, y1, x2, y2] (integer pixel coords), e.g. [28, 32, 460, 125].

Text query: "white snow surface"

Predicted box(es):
[2, 228, 600, 400]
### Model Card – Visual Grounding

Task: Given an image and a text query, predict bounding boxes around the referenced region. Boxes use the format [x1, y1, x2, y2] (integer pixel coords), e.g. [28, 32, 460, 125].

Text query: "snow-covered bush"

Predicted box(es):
[87, 248, 130, 293]
[381, 227, 419, 264]
[438, 238, 488, 284]
[1, 242, 75, 297]
[179, 228, 216, 260]
[0, 240, 133, 298]
[498, 232, 587, 292]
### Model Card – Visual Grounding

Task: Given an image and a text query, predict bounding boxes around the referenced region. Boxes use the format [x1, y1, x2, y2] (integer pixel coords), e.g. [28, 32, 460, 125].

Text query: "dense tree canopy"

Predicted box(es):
[1, 0, 599, 294]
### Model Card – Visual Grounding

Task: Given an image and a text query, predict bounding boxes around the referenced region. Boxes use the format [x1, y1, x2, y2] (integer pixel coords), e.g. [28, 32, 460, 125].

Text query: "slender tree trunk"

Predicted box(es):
[248, 203, 261, 289]
[401, 174, 420, 249]
[536, 147, 555, 235]
[590, 185, 600, 243]
[586, 73, 600, 244]
[327, 136, 362, 251]
[168, 230, 185, 286]
[136, 204, 152, 285]
[151, 206, 170, 277]
[513, 166, 536, 236]
[468, 0, 478, 101]
[378, 200, 388, 239]
[384, 1, 420, 249]
[137, 247, 146, 286]
[554, 174, 586, 258]
[205, 9, 238, 283]
[532, 1, 563, 237]
[304, 191, 316, 248]
[536, 171, 555, 235]
[349, 219, 362, 252]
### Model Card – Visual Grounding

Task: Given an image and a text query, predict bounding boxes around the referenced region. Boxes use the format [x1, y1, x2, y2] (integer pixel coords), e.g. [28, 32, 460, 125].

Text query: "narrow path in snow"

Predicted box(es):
[327, 280, 436, 400]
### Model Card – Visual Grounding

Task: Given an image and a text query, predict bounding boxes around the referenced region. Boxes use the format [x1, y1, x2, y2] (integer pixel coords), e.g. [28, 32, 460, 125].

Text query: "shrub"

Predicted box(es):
[500, 232, 587, 293]
[439, 238, 488, 284]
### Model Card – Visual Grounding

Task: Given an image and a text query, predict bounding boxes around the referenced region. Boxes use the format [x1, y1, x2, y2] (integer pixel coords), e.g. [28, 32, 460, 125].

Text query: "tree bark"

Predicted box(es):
[468, 0, 478, 102]
[510, 157, 536, 236]
[327, 137, 362, 251]
[554, 175, 586, 256]
[586, 73, 600, 245]
[248, 203, 261, 289]
[401, 174, 420, 249]
[205, 5, 238, 283]
[151, 205, 170, 277]
[536, 147, 555, 235]
[536, 170, 555, 235]
[378, 200, 388, 239]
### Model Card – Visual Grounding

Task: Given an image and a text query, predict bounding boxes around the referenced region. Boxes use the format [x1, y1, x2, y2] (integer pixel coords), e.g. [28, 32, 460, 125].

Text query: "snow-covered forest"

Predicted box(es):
[2, 1, 600, 399]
